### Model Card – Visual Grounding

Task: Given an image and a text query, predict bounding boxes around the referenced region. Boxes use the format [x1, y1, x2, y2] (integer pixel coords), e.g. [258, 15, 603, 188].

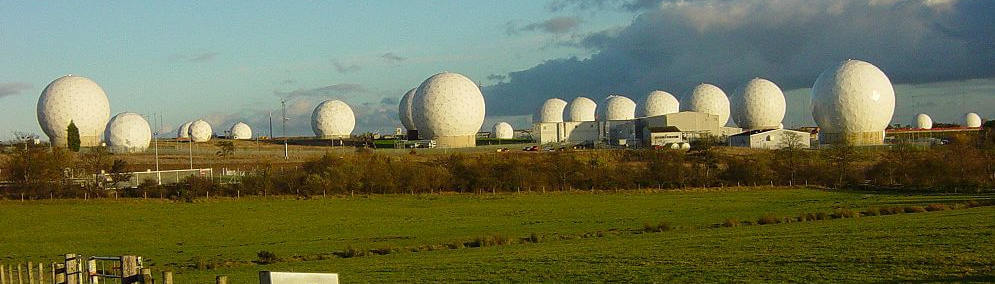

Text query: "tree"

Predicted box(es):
[824, 142, 859, 188]
[67, 120, 81, 152]
[215, 141, 236, 158]
[108, 159, 134, 188]
[80, 146, 110, 189]
[776, 131, 805, 184]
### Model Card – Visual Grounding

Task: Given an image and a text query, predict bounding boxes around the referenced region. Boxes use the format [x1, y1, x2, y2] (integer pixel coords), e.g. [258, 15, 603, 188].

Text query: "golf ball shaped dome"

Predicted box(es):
[188, 119, 213, 142]
[682, 83, 730, 125]
[411, 72, 485, 138]
[104, 112, 151, 153]
[811, 60, 895, 134]
[37, 75, 111, 147]
[230, 122, 252, 139]
[642, 90, 679, 117]
[398, 88, 417, 131]
[731, 78, 785, 129]
[567, 97, 597, 122]
[603, 95, 636, 120]
[311, 100, 356, 138]
[492, 122, 513, 139]
[538, 98, 567, 123]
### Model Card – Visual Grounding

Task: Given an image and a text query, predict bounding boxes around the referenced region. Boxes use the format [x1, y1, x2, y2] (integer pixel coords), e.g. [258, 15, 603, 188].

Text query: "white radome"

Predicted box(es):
[176, 121, 192, 138]
[642, 90, 679, 117]
[538, 98, 568, 123]
[230, 122, 252, 139]
[964, 112, 982, 127]
[731, 78, 786, 129]
[682, 83, 730, 125]
[37, 75, 111, 147]
[492, 122, 513, 139]
[811, 60, 895, 133]
[398, 88, 417, 130]
[311, 100, 356, 138]
[104, 112, 151, 153]
[412, 72, 485, 138]
[603, 95, 636, 120]
[188, 119, 213, 142]
[915, 114, 933, 129]
[567, 97, 597, 122]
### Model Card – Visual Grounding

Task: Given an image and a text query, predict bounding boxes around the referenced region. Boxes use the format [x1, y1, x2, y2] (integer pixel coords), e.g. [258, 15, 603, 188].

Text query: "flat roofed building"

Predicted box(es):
[728, 128, 811, 149]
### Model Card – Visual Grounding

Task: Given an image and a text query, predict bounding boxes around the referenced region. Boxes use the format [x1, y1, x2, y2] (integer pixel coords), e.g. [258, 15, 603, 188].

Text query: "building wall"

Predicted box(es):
[819, 131, 885, 146]
[730, 129, 811, 149]
[435, 135, 476, 148]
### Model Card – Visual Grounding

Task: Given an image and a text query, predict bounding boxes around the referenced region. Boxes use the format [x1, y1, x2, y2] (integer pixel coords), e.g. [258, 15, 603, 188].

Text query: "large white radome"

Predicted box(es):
[731, 78, 786, 129]
[811, 60, 895, 133]
[682, 84, 730, 125]
[492, 122, 513, 139]
[398, 88, 417, 131]
[567, 97, 597, 122]
[176, 121, 192, 139]
[37, 75, 111, 147]
[412, 72, 485, 138]
[104, 112, 151, 153]
[603, 95, 636, 120]
[642, 90, 679, 117]
[914, 114, 932, 129]
[312, 100, 356, 138]
[188, 120, 213, 142]
[538, 98, 568, 123]
[230, 122, 252, 139]
[965, 112, 982, 127]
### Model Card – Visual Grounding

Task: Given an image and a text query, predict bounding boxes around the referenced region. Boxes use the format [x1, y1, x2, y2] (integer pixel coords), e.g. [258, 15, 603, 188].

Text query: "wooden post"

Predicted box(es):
[36, 263, 42, 284]
[140, 268, 152, 284]
[64, 254, 80, 284]
[120, 256, 139, 284]
[161, 271, 173, 284]
[1, 264, 5, 284]
[216, 275, 227, 284]
[26, 262, 32, 284]
[17, 263, 23, 284]
[52, 263, 64, 284]
[85, 260, 97, 284]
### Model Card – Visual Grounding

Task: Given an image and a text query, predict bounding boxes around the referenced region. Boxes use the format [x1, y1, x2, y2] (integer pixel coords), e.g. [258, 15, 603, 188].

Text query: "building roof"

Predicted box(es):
[730, 129, 776, 138]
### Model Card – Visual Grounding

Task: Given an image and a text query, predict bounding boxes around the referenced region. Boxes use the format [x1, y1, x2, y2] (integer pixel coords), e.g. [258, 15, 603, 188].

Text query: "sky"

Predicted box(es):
[1, 0, 993, 140]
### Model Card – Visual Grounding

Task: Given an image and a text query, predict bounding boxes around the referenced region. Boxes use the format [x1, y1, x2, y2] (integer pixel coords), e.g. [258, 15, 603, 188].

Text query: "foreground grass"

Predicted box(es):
[0, 187, 991, 282]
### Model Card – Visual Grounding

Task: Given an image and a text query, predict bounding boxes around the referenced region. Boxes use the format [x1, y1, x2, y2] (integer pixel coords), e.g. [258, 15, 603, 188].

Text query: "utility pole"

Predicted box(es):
[153, 113, 162, 185]
[269, 111, 274, 138]
[282, 98, 289, 160]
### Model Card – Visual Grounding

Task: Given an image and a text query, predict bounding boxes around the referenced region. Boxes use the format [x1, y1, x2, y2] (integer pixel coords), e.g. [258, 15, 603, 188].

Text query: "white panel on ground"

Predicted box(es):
[259, 271, 339, 284]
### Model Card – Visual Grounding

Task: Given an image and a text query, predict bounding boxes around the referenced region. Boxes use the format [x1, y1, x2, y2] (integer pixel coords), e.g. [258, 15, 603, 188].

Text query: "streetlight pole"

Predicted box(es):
[282, 99, 289, 160]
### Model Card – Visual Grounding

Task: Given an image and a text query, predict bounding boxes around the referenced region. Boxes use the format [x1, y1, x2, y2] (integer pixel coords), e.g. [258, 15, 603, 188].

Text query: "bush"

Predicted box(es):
[757, 214, 781, 225]
[335, 246, 367, 258]
[256, 250, 279, 264]
[643, 222, 673, 232]
[722, 218, 740, 227]
[904, 206, 927, 213]
[925, 204, 950, 211]
[522, 233, 542, 244]
[465, 235, 511, 247]
[832, 208, 857, 219]
[862, 207, 880, 216]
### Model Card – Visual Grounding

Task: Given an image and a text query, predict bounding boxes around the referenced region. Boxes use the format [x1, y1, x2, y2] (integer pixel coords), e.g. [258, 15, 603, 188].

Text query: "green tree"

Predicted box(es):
[67, 120, 81, 152]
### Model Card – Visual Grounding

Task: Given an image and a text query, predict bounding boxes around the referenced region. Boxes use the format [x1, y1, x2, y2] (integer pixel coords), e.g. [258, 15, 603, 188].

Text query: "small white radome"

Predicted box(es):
[104, 112, 151, 153]
[567, 97, 597, 122]
[312, 100, 356, 138]
[964, 112, 982, 127]
[915, 114, 932, 129]
[398, 88, 417, 131]
[188, 119, 213, 142]
[603, 95, 636, 120]
[230, 122, 252, 139]
[176, 121, 192, 138]
[492, 122, 513, 139]
[642, 90, 679, 117]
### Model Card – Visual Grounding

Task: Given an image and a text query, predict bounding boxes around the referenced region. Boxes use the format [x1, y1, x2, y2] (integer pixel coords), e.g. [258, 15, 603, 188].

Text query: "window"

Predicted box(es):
[765, 136, 772, 141]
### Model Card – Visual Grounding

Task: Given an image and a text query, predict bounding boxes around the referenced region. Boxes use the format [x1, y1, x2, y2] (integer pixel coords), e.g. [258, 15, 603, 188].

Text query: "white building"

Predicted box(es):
[728, 129, 811, 149]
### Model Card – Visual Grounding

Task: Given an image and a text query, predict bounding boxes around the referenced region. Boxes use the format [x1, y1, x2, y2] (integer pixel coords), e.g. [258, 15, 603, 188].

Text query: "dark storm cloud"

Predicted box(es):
[487, 74, 507, 82]
[274, 83, 368, 99]
[380, 52, 407, 63]
[484, 0, 995, 117]
[0, 82, 32, 98]
[512, 16, 583, 35]
[332, 60, 361, 73]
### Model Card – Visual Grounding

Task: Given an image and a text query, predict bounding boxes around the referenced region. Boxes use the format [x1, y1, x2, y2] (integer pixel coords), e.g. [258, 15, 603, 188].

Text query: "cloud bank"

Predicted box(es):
[484, 0, 995, 118]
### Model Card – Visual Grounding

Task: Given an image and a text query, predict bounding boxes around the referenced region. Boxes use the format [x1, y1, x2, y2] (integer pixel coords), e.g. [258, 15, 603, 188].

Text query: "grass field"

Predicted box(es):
[1, 187, 992, 282]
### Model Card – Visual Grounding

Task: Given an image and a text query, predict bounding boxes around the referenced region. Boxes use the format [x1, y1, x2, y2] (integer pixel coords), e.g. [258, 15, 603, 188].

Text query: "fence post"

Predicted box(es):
[140, 269, 152, 284]
[52, 263, 64, 284]
[0, 264, 5, 284]
[161, 271, 173, 284]
[216, 275, 227, 284]
[120, 256, 139, 284]
[36, 263, 42, 284]
[64, 254, 80, 284]
[17, 263, 23, 284]
[26, 262, 32, 284]
[85, 259, 97, 284]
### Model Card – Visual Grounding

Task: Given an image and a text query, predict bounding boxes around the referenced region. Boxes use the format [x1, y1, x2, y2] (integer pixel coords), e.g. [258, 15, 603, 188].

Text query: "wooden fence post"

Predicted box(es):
[140, 268, 152, 284]
[120, 256, 139, 284]
[52, 263, 64, 284]
[64, 254, 80, 284]
[216, 275, 227, 284]
[36, 263, 42, 284]
[161, 271, 173, 284]
[17, 263, 22, 284]
[0, 263, 5, 284]
[85, 259, 97, 284]
[26, 262, 32, 284]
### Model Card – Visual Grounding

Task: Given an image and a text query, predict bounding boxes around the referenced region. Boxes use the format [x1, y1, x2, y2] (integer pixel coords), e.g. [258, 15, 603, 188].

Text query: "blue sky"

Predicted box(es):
[1, 0, 993, 140]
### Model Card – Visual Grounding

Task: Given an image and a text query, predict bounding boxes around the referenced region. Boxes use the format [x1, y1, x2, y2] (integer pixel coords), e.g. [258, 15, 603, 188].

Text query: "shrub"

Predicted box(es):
[643, 222, 673, 232]
[522, 233, 542, 244]
[335, 246, 368, 258]
[256, 250, 279, 264]
[815, 212, 829, 220]
[722, 218, 740, 227]
[965, 200, 980, 208]
[757, 214, 780, 225]
[862, 207, 880, 216]
[832, 209, 857, 219]
[466, 235, 511, 247]
[925, 204, 950, 211]
[904, 206, 927, 213]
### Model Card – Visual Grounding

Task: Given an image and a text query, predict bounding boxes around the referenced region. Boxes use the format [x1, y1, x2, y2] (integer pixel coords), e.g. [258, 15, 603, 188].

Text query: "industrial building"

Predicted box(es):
[728, 129, 811, 150]
[533, 111, 741, 147]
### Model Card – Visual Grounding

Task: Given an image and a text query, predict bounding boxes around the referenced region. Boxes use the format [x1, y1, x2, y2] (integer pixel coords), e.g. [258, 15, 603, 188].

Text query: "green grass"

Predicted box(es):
[0, 187, 991, 282]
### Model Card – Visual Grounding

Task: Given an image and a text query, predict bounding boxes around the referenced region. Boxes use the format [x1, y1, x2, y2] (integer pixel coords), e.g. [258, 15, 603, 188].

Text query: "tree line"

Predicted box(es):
[3, 125, 994, 200]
